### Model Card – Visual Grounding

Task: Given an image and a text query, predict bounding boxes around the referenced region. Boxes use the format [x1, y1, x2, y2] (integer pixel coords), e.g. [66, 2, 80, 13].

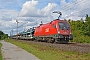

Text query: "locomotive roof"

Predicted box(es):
[37, 19, 68, 28]
[50, 19, 67, 23]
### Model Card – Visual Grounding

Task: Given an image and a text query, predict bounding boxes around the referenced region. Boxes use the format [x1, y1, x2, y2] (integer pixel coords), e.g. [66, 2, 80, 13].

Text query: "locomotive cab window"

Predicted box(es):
[58, 22, 70, 30]
[53, 24, 56, 28]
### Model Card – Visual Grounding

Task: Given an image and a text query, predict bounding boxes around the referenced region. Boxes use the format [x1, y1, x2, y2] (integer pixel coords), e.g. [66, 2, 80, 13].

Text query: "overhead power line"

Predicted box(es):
[61, 0, 89, 11]
[66, 7, 90, 18]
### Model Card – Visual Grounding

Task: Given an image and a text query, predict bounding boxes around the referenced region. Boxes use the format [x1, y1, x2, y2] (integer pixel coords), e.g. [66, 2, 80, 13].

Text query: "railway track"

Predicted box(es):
[17, 39, 90, 53]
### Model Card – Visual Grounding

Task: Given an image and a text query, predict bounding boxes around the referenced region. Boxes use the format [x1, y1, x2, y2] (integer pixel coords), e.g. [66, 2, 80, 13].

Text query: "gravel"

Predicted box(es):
[18, 40, 90, 53]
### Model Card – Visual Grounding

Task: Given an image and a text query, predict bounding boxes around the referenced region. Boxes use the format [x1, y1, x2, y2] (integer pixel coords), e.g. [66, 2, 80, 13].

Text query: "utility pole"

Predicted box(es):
[16, 20, 19, 40]
[12, 29, 13, 36]
[10, 29, 13, 38]
[10, 31, 11, 38]
[11, 29, 13, 38]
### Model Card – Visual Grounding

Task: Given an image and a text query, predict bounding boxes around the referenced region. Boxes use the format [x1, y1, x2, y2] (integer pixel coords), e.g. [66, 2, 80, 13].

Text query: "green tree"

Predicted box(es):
[0, 30, 4, 35]
[84, 14, 90, 36]
[68, 14, 90, 43]
[0, 30, 4, 40]
[0, 30, 8, 40]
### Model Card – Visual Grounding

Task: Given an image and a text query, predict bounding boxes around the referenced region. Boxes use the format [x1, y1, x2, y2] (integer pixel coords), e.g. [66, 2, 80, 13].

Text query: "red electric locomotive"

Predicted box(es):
[34, 11, 73, 43]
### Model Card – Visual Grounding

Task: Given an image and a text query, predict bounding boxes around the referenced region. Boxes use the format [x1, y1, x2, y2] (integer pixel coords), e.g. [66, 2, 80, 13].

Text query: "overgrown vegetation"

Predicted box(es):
[68, 14, 90, 43]
[5, 39, 90, 60]
[0, 43, 2, 60]
[0, 30, 8, 40]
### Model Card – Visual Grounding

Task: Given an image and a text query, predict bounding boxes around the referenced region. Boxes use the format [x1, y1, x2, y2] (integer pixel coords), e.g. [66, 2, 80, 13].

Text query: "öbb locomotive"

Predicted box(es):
[12, 11, 73, 43]
[34, 19, 73, 43]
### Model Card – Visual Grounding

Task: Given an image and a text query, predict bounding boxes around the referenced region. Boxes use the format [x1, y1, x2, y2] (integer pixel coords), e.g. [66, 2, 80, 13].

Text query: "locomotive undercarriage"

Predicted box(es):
[12, 33, 73, 44]
[34, 34, 73, 43]
[34, 36, 54, 43]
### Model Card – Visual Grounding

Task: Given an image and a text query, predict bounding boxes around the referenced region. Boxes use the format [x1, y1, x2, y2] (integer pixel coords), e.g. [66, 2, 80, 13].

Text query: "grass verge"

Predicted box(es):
[0, 42, 2, 60]
[5, 39, 90, 60]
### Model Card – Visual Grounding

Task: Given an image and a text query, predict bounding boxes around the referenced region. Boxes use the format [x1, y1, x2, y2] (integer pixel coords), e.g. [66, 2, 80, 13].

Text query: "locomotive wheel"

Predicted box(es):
[51, 39, 55, 43]
[47, 39, 51, 43]
[47, 39, 55, 43]
[34, 37, 41, 42]
[54, 39, 58, 44]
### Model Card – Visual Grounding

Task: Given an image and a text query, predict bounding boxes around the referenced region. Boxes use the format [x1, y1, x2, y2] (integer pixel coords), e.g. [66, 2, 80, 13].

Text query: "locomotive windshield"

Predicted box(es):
[58, 22, 70, 30]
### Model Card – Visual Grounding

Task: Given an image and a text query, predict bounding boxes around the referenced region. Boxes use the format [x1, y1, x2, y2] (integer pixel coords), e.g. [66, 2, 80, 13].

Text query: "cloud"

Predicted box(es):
[19, 0, 57, 17]
[19, 0, 58, 30]
[0, 18, 16, 29]
[41, 3, 57, 16]
[0, 9, 19, 35]
[20, 0, 39, 17]
[0, 9, 19, 22]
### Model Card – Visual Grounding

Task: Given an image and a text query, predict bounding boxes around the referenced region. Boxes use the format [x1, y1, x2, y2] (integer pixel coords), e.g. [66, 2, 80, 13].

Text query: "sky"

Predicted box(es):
[0, 0, 90, 35]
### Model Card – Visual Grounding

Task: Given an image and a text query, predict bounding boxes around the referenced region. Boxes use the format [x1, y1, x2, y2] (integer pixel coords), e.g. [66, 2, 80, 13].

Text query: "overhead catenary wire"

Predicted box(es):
[60, 0, 88, 11]
[66, 7, 90, 18]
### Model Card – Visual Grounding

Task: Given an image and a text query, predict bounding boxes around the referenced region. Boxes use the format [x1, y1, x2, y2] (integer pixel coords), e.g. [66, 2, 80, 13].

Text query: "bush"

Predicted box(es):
[0, 43, 2, 60]
[73, 35, 90, 43]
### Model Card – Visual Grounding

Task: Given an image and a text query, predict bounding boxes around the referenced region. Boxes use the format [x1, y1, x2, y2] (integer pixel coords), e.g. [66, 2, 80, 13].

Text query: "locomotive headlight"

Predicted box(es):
[28, 35, 30, 36]
[58, 31, 60, 34]
[70, 31, 72, 34]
